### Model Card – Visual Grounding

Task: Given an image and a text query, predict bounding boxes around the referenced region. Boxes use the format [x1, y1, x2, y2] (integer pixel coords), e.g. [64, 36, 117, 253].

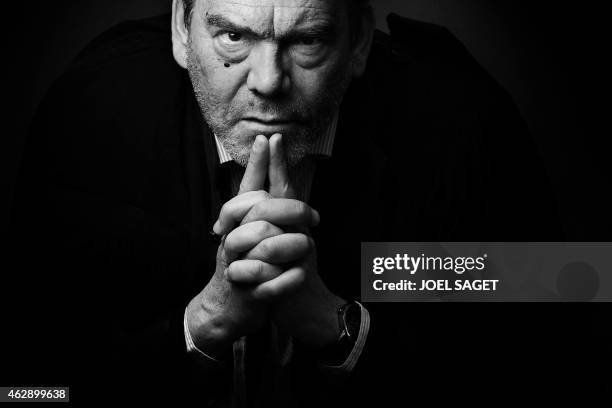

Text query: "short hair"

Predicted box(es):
[182, 0, 373, 37]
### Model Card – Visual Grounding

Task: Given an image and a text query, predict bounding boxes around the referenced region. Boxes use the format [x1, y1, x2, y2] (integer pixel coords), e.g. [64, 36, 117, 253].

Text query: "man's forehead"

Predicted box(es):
[200, 0, 344, 38]
[202, 0, 337, 11]
[199, 0, 345, 38]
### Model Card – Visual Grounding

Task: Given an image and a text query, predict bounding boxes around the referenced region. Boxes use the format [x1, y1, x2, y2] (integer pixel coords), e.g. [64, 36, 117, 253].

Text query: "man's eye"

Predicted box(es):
[297, 37, 322, 46]
[214, 31, 251, 61]
[218, 31, 247, 46]
[216, 31, 251, 58]
[226, 32, 243, 42]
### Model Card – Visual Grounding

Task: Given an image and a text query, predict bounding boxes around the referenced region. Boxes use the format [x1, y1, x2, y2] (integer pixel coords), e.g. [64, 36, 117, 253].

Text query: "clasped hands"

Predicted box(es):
[186, 133, 346, 360]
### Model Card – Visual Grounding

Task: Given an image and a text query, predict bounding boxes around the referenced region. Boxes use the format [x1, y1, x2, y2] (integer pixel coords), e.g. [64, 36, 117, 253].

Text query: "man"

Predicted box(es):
[174, 1, 375, 405]
[9, 0, 561, 406]
[175, 0, 374, 366]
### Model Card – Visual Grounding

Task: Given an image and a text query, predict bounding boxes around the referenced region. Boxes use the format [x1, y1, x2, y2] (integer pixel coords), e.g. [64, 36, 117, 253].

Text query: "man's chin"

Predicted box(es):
[232, 148, 309, 168]
[221, 140, 309, 169]
[218, 126, 311, 167]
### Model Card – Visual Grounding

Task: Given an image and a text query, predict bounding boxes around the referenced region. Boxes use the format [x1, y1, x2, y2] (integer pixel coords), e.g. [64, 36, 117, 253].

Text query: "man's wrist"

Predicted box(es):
[185, 297, 234, 361]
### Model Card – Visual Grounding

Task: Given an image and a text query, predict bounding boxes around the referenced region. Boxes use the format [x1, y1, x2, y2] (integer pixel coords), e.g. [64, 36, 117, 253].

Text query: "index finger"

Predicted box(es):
[238, 134, 269, 194]
[268, 133, 296, 199]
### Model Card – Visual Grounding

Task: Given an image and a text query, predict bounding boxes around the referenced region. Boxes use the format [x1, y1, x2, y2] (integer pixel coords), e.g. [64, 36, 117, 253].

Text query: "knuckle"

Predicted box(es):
[260, 239, 276, 257]
[256, 220, 271, 237]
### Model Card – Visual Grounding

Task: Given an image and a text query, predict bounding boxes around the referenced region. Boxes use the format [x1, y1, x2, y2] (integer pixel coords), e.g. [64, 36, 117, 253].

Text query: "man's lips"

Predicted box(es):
[240, 117, 302, 132]
[242, 117, 298, 125]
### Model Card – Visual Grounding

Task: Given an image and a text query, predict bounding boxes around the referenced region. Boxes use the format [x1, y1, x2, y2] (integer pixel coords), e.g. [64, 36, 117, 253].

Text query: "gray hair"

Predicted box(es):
[181, 0, 373, 39]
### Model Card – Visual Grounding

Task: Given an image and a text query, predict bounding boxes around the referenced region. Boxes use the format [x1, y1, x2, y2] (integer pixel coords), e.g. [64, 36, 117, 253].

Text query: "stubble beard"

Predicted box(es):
[185, 40, 352, 169]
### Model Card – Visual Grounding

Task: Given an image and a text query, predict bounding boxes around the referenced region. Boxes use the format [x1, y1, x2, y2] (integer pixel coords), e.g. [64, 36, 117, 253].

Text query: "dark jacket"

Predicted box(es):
[8, 13, 563, 406]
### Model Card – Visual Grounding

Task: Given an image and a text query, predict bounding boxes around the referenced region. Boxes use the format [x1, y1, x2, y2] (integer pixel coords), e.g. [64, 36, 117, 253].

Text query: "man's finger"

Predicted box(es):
[213, 190, 270, 235]
[238, 134, 269, 194]
[224, 221, 284, 262]
[252, 266, 306, 301]
[243, 233, 314, 264]
[268, 133, 296, 199]
[225, 260, 283, 285]
[240, 199, 320, 228]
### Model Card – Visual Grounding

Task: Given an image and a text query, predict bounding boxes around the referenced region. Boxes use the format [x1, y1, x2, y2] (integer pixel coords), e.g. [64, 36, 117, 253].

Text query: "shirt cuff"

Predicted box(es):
[318, 301, 371, 373]
[183, 306, 225, 363]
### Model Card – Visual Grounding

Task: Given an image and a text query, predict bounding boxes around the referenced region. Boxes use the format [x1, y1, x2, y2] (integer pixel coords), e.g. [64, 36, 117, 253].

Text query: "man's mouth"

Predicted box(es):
[240, 117, 301, 131]
[242, 117, 297, 125]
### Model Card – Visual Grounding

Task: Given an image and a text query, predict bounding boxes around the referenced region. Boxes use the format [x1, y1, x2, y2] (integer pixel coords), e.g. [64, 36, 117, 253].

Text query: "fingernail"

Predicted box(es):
[213, 220, 221, 234]
[268, 133, 279, 147]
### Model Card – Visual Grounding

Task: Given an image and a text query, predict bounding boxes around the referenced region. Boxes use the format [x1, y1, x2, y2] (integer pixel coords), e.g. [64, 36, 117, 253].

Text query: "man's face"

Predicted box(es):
[183, 0, 356, 167]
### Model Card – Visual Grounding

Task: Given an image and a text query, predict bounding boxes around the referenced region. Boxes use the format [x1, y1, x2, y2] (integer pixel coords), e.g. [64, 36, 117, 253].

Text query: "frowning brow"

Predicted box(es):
[206, 14, 262, 37]
[205, 13, 337, 40]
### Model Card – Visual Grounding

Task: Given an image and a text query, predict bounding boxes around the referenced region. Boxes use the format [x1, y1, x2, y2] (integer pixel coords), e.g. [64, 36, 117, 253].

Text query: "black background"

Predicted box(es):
[1, 0, 610, 401]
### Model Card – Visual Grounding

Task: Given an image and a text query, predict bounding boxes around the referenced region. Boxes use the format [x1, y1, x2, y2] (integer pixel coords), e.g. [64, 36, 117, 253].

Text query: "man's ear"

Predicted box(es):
[171, 0, 190, 69]
[350, 9, 375, 79]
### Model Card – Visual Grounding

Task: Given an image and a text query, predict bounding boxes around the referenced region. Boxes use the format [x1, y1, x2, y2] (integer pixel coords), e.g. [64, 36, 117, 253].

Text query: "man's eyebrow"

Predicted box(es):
[205, 13, 261, 37]
[290, 21, 337, 38]
[205, 12, 337, 40]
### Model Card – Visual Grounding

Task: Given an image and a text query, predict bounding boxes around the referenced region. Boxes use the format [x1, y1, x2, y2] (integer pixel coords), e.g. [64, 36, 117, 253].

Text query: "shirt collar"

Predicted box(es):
[213, 112, 339, 165]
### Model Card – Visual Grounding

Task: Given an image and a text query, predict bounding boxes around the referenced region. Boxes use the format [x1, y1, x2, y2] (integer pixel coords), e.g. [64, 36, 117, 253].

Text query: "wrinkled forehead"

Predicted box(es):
[199, 0, 346, 37]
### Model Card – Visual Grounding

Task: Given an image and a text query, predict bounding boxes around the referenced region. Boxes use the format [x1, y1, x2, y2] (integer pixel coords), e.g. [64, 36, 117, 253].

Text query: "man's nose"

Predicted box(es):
[246, 42, 289, 97]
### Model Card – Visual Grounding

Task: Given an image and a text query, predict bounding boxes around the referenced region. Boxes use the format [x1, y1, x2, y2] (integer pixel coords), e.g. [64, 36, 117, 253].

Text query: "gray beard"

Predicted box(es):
[185, 42, 352, 169]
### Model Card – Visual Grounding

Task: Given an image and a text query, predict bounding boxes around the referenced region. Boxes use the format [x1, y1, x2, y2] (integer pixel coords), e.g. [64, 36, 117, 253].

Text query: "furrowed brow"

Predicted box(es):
[205, 12, 338, 42]
[286, 22, 337, 40]
[205, 13, 261, 37]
